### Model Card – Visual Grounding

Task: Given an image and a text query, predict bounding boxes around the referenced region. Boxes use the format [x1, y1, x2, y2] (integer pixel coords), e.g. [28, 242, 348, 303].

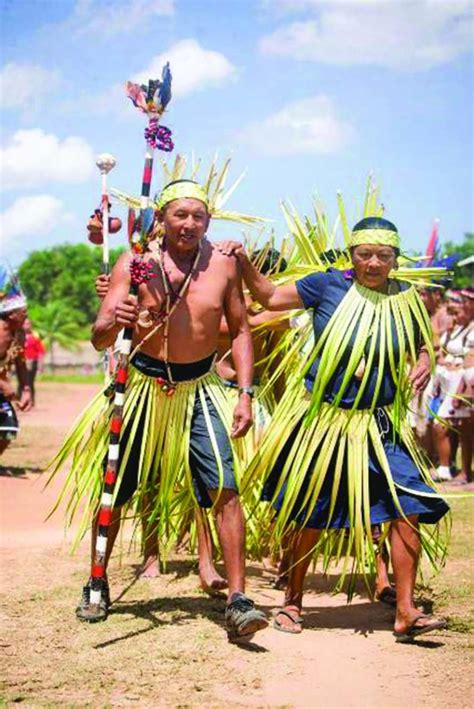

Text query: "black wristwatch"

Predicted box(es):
[238, 386, 255, 398]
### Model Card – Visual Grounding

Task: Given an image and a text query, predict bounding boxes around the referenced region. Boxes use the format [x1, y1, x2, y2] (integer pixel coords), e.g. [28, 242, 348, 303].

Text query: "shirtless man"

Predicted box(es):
[0, 268, 32, 455]
[95, 224, 228, 593]
[70, 179, 268, 642]
[95, 246, 288, 589]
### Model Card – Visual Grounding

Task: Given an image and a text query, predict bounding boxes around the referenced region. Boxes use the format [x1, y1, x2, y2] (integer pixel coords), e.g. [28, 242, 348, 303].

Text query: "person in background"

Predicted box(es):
[0, 267, 32, 455]
[23, 319, 45, 407]
[432, 298, 473, 482]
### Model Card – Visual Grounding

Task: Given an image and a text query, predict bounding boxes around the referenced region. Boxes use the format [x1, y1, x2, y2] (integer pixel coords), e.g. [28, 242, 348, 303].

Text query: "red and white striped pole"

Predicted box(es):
[88, 68, 173, 612]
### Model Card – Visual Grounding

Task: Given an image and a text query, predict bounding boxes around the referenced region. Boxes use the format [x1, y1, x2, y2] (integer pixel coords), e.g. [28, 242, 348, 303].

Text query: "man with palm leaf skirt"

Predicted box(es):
[48, 179, 268, 643]
[218, 216, 449, 643]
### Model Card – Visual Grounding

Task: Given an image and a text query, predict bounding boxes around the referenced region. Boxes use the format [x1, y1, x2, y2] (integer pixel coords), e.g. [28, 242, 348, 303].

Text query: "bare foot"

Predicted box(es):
[137, 556, 161, 579]
[262, 556, 279, 573]
[199, 566, 228, 595]
[450, 473, 469, 485]
[273, 605, 303, 634]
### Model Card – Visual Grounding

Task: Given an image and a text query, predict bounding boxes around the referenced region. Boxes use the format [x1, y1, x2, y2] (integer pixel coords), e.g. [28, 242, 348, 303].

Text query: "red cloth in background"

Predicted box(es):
[25, 333, 45, 361]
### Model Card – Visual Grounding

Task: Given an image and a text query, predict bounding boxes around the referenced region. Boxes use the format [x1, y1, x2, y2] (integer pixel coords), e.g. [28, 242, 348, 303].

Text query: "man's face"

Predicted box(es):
[351, 244, 397, 291]
[160, 198, 210, 252]
[463, 297, 474, 321]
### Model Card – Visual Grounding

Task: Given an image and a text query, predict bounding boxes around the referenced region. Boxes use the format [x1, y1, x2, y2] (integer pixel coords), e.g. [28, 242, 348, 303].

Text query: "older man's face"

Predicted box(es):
[351, 244, 397, 291]
[160, 198, 210, 252]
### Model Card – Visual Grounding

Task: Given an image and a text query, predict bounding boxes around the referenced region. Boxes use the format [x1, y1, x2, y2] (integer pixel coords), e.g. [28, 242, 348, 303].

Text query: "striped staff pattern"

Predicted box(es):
[89, 67, 173, 609]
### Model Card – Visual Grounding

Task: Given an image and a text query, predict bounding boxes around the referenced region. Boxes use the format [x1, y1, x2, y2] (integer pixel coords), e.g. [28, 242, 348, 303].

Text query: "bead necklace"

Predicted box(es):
[129, 240, 202, 395]
[157, 242, 202, 391]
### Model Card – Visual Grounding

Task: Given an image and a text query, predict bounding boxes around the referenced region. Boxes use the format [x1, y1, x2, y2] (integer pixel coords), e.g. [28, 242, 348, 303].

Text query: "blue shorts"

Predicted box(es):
[114, 352, 237, 508]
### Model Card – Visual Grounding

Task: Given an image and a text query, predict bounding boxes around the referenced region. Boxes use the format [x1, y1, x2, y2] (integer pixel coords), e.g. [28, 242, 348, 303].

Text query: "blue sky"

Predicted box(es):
[1, 0, 473, 265]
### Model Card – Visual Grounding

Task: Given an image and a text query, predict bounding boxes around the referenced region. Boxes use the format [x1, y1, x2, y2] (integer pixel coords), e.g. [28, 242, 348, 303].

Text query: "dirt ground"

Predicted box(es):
[0, 382, 472, 708]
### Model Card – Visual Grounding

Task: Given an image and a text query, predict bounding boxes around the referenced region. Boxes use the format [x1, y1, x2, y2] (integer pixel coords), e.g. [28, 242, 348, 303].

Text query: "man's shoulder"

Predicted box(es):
[207, 241, 237, 274]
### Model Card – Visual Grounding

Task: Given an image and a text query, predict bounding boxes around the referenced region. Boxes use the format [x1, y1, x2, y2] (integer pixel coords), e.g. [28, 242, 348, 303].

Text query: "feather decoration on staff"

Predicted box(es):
[87, 63, 173, 615]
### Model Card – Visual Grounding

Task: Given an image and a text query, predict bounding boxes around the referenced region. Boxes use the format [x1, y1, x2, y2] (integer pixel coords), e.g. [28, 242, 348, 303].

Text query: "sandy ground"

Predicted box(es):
[0, 382, 472, 708]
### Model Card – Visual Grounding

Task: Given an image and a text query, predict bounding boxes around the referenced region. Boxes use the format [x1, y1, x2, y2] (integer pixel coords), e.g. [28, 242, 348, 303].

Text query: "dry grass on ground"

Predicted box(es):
[0, 383, 472, 708]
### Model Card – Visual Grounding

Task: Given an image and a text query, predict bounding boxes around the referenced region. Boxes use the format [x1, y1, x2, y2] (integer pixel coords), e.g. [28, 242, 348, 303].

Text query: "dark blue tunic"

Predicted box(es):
[264, 269, 449, 528]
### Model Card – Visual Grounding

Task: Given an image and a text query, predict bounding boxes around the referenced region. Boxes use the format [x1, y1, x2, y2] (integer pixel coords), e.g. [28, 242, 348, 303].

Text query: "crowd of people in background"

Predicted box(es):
[411, 286, 473, 484]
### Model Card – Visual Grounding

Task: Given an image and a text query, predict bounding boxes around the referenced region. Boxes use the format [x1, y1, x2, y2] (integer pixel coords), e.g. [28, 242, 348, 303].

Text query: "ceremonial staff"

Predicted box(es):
[87, 153, 121, 268]
[88, 64, 173, 612]
[89, 153, 119, 379]
[95, 153, 117, 275]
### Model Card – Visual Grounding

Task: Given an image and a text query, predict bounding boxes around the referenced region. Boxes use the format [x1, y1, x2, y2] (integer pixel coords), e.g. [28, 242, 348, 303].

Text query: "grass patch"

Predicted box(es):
[38, 373, 104, 384]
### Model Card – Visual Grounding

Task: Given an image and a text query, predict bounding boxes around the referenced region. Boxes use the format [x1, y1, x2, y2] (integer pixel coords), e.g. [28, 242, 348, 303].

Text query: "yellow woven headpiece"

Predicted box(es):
[157, 180, 209, 210]
[348, 228, 400, 249]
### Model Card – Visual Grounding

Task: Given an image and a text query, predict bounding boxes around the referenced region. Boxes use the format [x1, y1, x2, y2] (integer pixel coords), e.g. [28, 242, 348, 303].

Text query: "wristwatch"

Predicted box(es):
[238, 386, 255, 398]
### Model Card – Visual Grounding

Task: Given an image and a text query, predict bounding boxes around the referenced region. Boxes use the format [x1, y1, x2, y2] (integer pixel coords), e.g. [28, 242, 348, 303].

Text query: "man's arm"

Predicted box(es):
[220, 309, 289, 334]
[216, 242, 303, 311]
[13, 331, 32, 411]
[409, 348, 431, 394]
[247, 309, 290, 331]
[91, 253, 137, 351]
[223, 262, 254, 438]
[15, 354, 32, 411]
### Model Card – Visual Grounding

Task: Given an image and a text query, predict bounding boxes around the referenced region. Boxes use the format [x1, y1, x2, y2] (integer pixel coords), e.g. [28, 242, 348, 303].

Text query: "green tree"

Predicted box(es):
[29, 301, 84, 368]
[440, 232, 473, 288]
[19, 243, 124, 327]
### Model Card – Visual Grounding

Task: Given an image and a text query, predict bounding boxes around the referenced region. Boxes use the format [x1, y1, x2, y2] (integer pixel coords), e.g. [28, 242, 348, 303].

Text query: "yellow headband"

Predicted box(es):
[157, 181, 209, 210]
[348, 228, 400, 249]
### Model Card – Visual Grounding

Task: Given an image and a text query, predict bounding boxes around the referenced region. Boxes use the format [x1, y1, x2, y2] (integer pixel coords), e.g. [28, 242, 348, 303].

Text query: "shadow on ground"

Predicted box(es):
[0, 465, 43, 477]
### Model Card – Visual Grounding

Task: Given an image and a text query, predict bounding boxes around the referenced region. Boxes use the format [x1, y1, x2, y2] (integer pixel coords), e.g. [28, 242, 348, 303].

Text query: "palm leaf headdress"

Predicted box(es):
[111, 154, 269, 233]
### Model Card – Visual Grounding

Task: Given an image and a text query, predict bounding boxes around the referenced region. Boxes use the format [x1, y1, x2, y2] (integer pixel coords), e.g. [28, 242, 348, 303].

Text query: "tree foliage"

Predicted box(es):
[441, 232, 473, 288]
[19, 243, 125, 329]
[28, 301, 84, 366]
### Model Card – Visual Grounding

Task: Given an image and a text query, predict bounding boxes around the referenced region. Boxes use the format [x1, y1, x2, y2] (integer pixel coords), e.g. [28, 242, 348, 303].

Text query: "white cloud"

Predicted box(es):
[134, 39, 238, 98]
[238, 95, 354, 156]
[68, 0, 175, 38]
[0, 63, 61, 110]
[260, 0, 473, 70]
[0, 195, 73, 254]
[260, 0, 321, 14]
[57, 39, 237, 119]
[0, 129, 95, 190]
